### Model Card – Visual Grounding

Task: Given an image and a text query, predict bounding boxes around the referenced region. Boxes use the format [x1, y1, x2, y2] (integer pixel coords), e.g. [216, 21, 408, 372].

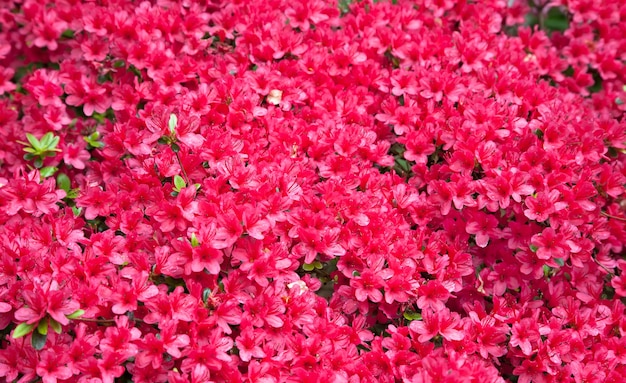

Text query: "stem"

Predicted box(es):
[74, 317, 146, 324]
[73, 317, 116, 324]
[592, 256, 615, 276]
[532, 0, 549, 31]
[600, 211, 626, 221]
[174, 150, 190, 185]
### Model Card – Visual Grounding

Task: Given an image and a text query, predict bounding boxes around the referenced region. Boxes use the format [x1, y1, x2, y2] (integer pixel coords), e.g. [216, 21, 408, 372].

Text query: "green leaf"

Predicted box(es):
[49, 318, 62, 334]
[44, 149, 61, 157]
[40, 166, 57, 178]
[56, 173, 71, 192]
[71, 206, 82, 217]
[84, 132, 104, 148]
[529, 244, 538, 252]
[554, 257, 565, 267]
[25, 133, 41, 150]
[12, 323, 35, 338]
[66, 309, 85, 319]
[40, 132, 53, 148]
[389, 143, 406, 156]
[202, 288, 212, 303]
[312, 261, 323, 270]
[157, 136, 170, 145]
[543, 265, 553, 278]
[37, 319, 49, 335]
[395, 158, 411, 174]
[190, 233, 200, 247]
[41, 133, 61, 151]
[92, 112, 105, 124]
[544, 7, 569, 32]
[61, 29, 75, 39]
[403, 311, 422, 321]
[33, 158, 43, 169]
[173, 175, 186, 191]
[168, 114, 178, 134]
[171, 143, 180, 153]
[338, 0, 353, 15]
[302, 263, 315, 272]
[66, 188, 80, 199]
[31, 330, 47, 350]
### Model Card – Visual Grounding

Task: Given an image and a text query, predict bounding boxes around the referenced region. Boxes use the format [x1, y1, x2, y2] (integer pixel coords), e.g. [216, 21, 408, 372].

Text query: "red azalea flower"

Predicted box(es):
[36, 349, 72, 383]
[410, 308, 464, 343]
[14, 281, 79, 326]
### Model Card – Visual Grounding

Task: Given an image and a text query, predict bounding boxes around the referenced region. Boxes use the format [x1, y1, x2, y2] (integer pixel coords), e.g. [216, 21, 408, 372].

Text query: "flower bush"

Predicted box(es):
[0, 0, 625, 382]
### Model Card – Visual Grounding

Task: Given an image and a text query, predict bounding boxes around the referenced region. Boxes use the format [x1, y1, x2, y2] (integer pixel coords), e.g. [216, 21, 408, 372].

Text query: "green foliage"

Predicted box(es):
[202, 288, 212, 303]
[190, 233, 200, 247]
[173, 175, 187, 191]
[18, 132, 61, 168]
[302, 261, 323, 272]
[66, 309, 85, 319]
[394, 158, 412, 178]
[12, 322, 35, 338]
[587, 68, 604, 94]
[31, 330, 47, 350]
[40, 166, 58, 178]
[168, 113, 178, 135]
[84, 131, 104, 148]
[61, 29, 75, 39]
[56, 173, 71, 192]
[171, 175, 189, 196]
[526, 6, 570, 34]
[554, 257, 565, 267]
[57, 173, 80, 200]
[49, 318, 62, 334]
[338, 0, 352, 15]
[403, 310, 422, 321]
[37, 319, 49, 335]
[543, 7, 569, 32]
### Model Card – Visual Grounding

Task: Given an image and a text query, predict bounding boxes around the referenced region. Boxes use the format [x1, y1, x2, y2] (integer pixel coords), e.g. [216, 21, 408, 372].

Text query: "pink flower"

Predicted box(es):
[352, 269, 392, 303]
[31, 10, 67, 51]
[465, 210, 500, 248]
[63, 143, 91, 169]
[510, 318, 540, 355]
[0, 67, 16, 95]
[416, 280, 450, 311]
[410, 308, 464, 343]
[236, 326, 266, 362]
[77, 187, 114, 220]
[14, 281, 79, 326]
[65, 78, 111, 116]
[524, 190, 567, 222]
[530, 227, 568, 261]
[1, 1, 625, 382]
[36, 350, 73, 383]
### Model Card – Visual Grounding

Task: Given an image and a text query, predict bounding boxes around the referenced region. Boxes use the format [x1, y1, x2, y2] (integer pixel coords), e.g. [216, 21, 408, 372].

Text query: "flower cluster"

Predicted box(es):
[0, 0, 625, 382]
